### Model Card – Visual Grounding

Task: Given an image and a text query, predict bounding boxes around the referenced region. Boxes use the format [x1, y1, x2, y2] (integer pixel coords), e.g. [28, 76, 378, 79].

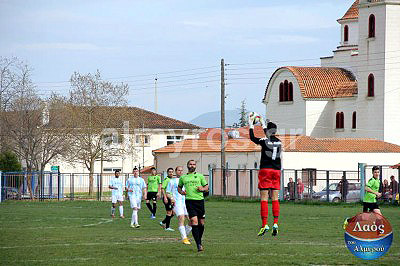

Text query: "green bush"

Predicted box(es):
[0, 150, 22, 172]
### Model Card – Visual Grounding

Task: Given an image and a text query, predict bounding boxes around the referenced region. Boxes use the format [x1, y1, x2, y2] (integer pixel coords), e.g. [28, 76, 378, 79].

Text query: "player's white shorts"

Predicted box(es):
[129, 196, 142, 209]
[173, 203, 188, 216]
[111, 194, 124, 203]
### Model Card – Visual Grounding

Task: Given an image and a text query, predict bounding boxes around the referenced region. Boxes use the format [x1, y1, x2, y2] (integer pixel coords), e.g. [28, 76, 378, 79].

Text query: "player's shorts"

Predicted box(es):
[129, 196, 141, 209]
[164, 198, 173, 211]
[363, 202, 379, 212]
[258, 168, 281, 190]
[111, 194, 124, 203]
[185, 199, 205, 219]
[173, 203, 188, 216]
[147, 192, 157, 201]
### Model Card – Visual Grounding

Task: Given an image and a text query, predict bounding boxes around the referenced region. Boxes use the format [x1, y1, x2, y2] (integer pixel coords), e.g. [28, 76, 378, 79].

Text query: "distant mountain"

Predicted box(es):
[190, 110, 240, 128]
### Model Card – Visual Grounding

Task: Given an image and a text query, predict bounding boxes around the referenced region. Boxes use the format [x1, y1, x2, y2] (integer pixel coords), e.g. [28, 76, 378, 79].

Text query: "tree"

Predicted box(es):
[239, 99, 248, 127]
[0, 150, 22, 172]
[2, 61, 71, 199]
[0, 57, 23, 152]
[65, 70, 129, 195]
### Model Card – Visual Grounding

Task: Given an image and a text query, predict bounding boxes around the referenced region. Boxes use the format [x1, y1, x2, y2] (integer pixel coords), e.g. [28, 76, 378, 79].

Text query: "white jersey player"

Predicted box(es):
[126, 167, 147, 228]
[109, 170, 125, 218]
[166, 166, 192, 245]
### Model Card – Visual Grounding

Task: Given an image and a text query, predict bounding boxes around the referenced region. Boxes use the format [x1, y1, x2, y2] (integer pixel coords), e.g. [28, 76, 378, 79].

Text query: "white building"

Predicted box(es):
[153, 127, 400, 194]
[263, 0, 400, 145]
[45, 106, 203, 173]
[154, 127, 400, 174]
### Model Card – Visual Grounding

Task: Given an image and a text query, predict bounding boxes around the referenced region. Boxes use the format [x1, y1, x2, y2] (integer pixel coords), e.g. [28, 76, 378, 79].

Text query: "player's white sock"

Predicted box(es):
[185, 225, 192, 235]
[119, 206, 124, 216]
[179, 225, 187, 240]
[131, 209, 137, 225]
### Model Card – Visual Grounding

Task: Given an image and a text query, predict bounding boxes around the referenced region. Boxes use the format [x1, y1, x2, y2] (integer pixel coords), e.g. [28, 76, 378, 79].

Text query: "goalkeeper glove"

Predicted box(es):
[248, 113, 255, 129]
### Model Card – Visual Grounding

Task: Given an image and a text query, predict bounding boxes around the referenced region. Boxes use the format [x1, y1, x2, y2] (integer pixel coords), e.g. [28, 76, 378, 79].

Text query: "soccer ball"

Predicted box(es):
[249, 111, 261, 124]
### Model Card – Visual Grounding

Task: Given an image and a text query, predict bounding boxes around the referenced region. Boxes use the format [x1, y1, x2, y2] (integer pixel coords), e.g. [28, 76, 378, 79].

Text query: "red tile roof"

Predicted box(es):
[198, 126, 265, 140]
[338, 0, 359, 21]
[154, 135, 400, 153]
[46, 106, 201, 130]
[140, 166, 154, 174]
[264, 67, 357, 101]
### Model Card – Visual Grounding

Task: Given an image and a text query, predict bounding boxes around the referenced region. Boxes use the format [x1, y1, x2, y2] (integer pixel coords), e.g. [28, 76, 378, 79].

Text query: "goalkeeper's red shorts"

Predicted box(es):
[258, 168, 281, 190]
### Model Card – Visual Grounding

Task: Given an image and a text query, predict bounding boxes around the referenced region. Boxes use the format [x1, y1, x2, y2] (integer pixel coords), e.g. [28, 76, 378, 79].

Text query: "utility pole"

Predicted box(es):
[154, 76, 158, 113]
[142, 122, 145, 169]
[221, 59, 226, 196]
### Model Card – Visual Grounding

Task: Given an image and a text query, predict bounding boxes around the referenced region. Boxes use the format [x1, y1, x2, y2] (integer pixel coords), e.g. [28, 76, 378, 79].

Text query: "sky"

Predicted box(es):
[0, 0, 355, 123]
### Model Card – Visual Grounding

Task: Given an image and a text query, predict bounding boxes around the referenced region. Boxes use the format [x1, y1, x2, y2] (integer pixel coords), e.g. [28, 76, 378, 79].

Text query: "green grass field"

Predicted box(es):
[1, 200, 399, 265]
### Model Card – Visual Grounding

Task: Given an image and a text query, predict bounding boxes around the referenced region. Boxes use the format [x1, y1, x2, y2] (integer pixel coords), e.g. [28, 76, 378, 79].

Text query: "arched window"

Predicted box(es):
[341, 112, 344, 129]
[369, 14, 375, 38]
[283, 80, 288, 101]
[336, 112, 344, 129]
[336, 112, 340, 129]
[352, 111, 356, 129]
[344, 25, 349, 42]
[279, 80, 293, 102]
[368, 73, 375, 97]
[279, 82, 284, 102]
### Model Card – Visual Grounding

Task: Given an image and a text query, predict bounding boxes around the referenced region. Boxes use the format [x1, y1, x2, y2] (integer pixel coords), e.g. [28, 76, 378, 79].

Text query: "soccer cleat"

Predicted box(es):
[272, 224, 279, 236]
[165, 227, 175, 232]
[258, 225, 269, 236]
[150, 214, 156, 220]
[182, 238, 191, 245]
[135, 224, 140, 228]
[159, 221, 166, 229]
[120, 215, 125, 219]
[130, 223, 135, 228]
[343, 217, 349, 230]
[197, 244, 204, 252]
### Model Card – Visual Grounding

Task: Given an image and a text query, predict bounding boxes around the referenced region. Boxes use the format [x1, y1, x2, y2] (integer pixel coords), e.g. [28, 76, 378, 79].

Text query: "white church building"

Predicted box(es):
[263, 0, 400, 145]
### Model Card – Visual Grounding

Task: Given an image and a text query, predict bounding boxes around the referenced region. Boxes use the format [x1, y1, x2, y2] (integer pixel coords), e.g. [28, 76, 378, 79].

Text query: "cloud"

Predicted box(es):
[179, 4, 338, 31]
[18, 42, 117, 51]
[181, 21, 210, 27]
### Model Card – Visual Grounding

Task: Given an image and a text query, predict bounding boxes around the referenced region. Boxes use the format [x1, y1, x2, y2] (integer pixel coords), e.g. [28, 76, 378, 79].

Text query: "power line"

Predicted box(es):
[227, 48, 400, 66]
[34, 65, 219, 84]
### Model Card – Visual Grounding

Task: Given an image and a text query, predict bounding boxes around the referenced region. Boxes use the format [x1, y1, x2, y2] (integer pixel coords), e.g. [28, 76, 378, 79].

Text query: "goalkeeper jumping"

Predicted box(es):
[248, 113, 282, 237]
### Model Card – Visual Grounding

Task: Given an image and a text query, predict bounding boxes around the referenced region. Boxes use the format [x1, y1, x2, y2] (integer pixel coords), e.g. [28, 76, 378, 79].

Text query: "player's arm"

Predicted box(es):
[143, 187, 147, 200]
[365, 186, 381, 197]
[166, 184, 175, 204]
[157, 177, 162, 198]
[248, 114, 261, 144]
[161, 181, 169, 203]
[197, 184, 209, 192]
[197, 175, 209, 192]
[178, 178, 186, 195]
[178, 186, 186, 195]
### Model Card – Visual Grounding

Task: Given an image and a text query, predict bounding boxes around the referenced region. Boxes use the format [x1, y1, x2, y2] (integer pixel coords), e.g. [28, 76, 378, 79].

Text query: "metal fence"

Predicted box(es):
[0, 171, 210, 202]
[210, 165, 400, 203]
[1, 166, 398, 203]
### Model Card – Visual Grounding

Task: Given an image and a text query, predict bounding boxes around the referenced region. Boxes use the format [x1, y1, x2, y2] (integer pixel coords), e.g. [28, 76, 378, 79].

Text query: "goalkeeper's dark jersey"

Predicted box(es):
[249, 129, 282, 170]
